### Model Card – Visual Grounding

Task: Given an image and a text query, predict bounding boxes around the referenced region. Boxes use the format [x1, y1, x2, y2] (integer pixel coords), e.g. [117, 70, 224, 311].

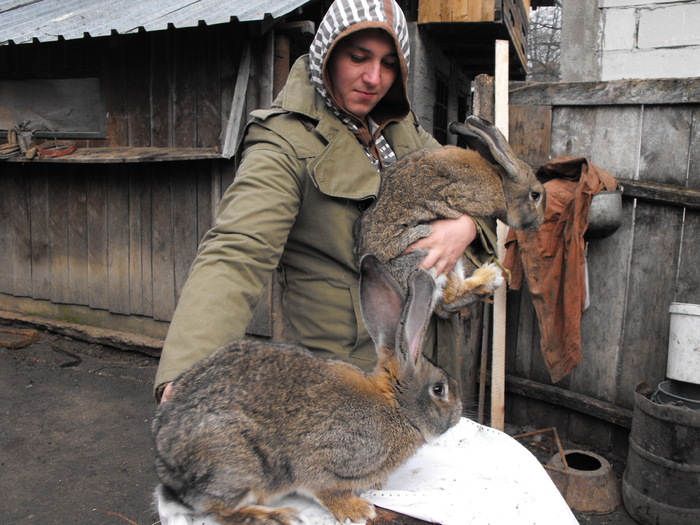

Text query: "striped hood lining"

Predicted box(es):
[308, 0, 411, 130]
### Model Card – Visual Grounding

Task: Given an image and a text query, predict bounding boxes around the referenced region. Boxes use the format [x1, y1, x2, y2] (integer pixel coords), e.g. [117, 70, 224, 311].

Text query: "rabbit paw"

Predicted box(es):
[442, 263, 505, 311]
[471, 262, 505, 292]
[316, 490, 377, 524]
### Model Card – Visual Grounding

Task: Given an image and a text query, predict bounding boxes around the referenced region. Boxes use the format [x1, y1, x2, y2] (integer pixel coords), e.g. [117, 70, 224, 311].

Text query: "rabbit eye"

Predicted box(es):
[530, 191, 542, 204]
[432, 383, 448, 398]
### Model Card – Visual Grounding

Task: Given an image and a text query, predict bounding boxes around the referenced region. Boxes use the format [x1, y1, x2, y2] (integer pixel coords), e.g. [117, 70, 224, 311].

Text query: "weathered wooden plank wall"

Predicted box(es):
[0, 22, 252, 330]
[0, 22, 247, 149]
[0, 160, 227, 322]
[505, 78, 700, 455]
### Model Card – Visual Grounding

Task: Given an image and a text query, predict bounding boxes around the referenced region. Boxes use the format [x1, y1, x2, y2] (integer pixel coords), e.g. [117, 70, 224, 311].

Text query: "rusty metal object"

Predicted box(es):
[513, 428, 621, 514]
[36, 140, 76, 158]
[547, 449, 621, 514]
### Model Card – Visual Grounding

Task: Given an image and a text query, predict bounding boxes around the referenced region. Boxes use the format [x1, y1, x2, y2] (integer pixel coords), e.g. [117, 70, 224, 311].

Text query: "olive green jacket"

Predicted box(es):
[154, 56, 496, 397]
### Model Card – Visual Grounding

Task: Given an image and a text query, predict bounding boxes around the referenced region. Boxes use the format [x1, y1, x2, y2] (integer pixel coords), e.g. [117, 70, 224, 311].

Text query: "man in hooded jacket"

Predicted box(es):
[155, 0, 496, 402]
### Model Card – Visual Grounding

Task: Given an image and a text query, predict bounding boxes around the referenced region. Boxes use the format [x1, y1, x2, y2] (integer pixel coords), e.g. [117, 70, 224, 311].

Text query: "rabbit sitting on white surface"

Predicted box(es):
[152, 255, 462, 525]
[157, 417, 579, 525]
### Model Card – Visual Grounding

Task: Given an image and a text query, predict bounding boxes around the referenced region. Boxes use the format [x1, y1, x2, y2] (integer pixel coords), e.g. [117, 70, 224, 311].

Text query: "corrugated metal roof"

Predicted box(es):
[0, 0, 314, 45]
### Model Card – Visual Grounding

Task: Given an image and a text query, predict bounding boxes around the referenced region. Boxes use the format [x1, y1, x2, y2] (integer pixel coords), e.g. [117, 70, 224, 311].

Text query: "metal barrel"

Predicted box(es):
[622, 383, 700, 525]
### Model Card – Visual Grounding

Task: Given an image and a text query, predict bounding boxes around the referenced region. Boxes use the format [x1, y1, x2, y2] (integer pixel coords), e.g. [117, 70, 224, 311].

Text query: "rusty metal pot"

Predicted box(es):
[586, 189, 622, 239]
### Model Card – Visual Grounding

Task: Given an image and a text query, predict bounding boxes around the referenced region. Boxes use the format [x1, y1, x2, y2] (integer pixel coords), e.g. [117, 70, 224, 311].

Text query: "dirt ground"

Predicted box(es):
[0, 324, 160, 525]
[0, 321, 640, 525]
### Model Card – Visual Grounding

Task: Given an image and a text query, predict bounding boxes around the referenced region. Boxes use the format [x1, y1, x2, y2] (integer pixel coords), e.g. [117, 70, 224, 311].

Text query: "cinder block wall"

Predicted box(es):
[562, 0, 700, 82]
[600, 0, 700, 80]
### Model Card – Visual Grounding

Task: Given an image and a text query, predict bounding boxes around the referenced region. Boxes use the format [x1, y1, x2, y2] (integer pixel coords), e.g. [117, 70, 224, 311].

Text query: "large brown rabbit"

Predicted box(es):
[152, 254, 462, 525]
[355, 115, 546, 316]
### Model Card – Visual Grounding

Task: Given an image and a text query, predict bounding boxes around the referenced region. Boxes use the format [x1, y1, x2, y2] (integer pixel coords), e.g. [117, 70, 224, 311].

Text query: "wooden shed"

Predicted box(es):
[1, 1, 311, 344]
[417, 0, 531, 79]
[0, 0, 533, 344]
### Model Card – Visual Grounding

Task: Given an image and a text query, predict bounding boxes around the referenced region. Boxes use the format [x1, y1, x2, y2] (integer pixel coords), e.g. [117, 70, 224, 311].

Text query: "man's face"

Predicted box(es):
[327, 29, 399, 123]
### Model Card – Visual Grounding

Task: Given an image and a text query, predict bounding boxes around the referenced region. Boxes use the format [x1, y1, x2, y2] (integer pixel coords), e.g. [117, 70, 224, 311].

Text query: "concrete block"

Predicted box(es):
[561, 0, 603, 81]
[638, 3, 700, 48]
[601, 47, 700, 80]
[600, 0, 680, 7]
[603, 8, 637, 50]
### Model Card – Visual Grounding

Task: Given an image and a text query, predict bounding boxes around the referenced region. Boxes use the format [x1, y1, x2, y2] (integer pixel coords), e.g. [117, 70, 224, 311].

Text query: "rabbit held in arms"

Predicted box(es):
[152, 255, 462, 525]
[355, 115, 546, 316]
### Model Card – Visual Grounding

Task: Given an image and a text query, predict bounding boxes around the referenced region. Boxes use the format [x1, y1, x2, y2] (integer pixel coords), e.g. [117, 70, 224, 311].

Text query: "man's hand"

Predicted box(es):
[404, 215, 477, 275]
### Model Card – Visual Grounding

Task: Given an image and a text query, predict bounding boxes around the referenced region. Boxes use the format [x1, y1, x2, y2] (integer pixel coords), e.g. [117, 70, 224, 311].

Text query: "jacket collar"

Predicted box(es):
[275, 56, 328, 124]
[272, 56, 380, 200]
[270, 55, 423, 201]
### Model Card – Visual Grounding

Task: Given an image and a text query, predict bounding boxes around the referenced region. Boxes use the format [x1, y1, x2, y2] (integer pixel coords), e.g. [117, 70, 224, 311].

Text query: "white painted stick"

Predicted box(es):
[491, 39, 510, 431]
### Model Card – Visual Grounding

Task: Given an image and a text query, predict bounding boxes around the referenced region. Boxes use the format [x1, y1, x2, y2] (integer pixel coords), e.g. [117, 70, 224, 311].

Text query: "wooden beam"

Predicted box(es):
[491, 39, 510, 432]
[6, 147, 221, 163]
[273, 33, 290, 100]
[473, 74, 495, 121]
[509, 77, 700, 106]
[618, 178, 700, 210]
[0, 308, 164, 357]
[220, 41, 252, 159]
[505, 375, 634, 429]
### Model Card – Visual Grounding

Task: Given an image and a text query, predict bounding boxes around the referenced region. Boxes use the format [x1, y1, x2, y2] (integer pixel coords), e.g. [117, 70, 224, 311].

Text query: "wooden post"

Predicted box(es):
[220, 41, 251, 159]
[472, 73, 494, 425]
[273, 33, 290, 99]
[473, 74, 495, 122]
[491, 39, 510, 431]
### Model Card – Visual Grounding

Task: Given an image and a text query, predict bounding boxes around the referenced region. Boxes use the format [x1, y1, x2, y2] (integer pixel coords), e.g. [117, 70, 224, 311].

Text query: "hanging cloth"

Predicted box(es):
[503, 156, 619, 383]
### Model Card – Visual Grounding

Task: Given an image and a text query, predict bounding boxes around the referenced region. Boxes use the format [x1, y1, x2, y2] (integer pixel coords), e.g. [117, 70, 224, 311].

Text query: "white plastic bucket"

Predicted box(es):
[667, 302, 700, 385]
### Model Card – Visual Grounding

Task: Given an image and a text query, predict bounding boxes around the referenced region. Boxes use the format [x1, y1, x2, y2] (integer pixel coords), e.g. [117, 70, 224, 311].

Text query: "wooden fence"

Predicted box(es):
[504, 77, 700, 455]
[0, 160, 236, 333]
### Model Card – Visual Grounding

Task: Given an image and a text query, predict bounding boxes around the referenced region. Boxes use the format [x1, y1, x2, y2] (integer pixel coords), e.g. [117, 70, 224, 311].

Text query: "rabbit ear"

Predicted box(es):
[449, 116, 521, 181]
[359, 254, 405, 350]
[400, 268, 436, 364]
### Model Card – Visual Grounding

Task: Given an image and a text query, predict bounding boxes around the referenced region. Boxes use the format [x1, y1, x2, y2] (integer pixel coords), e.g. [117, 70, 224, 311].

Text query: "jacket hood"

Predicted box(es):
[308, 0, 411, 128]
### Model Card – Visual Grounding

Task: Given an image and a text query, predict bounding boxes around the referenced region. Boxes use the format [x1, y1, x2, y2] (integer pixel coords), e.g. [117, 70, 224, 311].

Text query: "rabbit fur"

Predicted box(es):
[152, 254, 462, 525]
[354, 115, 546, 316]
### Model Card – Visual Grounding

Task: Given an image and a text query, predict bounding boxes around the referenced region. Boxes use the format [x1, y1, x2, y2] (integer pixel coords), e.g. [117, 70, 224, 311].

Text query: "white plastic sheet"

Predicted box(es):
[157, 417, 578, 525]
